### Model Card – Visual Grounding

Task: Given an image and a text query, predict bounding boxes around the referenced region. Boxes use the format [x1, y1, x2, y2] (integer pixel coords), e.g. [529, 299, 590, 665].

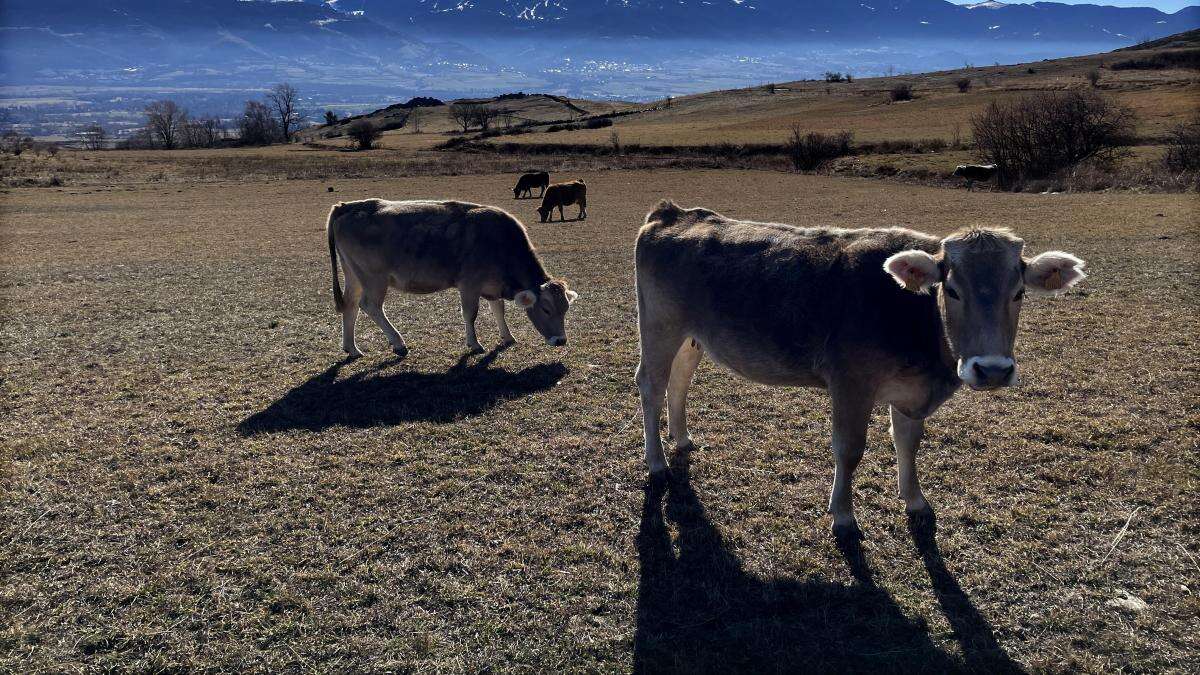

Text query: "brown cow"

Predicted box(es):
[537, 180, 587, 222]
[327, 199, 577, 357]
[634, 201, 1085, 538]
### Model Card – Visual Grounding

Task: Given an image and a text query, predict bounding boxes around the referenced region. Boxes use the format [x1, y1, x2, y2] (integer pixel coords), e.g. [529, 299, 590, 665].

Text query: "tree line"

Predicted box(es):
[124, 83, 304, 149]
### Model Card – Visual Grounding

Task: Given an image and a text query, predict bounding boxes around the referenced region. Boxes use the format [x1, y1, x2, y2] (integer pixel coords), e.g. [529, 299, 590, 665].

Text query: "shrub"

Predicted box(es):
[824, 71, 846, 83]
[890, 84, 913, 101]
[1086, 69, 1102, 88]
[1163, 116, 1200, 172]
[971, 90, 1136, 188]
[786, 127, 853, 171]
[347, 119, 381, 151]
[955, 78, 972, 93]
[1110, 49, 1200, 71]
[584, 117, 613, 129]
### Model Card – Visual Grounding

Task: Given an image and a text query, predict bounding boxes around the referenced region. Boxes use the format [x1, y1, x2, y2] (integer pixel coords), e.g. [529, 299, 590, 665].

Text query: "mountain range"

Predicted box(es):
[326, 0, 1200, 43]
[1, 0, 1196, 99]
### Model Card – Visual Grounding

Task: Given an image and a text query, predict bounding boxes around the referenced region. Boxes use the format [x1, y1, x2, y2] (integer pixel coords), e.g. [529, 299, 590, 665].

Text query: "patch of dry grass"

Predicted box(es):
[1, 169, 1197, 671]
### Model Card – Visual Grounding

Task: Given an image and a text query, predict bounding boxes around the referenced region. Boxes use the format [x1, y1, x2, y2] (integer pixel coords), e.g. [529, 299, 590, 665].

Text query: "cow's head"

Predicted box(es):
[515, 279, 578, 347]
[884, 229, 1085, 391]
[537, 205, 552, 223]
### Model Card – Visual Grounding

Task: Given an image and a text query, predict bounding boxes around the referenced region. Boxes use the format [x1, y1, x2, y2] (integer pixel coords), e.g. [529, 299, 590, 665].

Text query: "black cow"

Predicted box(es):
[513, 171, 550, 199]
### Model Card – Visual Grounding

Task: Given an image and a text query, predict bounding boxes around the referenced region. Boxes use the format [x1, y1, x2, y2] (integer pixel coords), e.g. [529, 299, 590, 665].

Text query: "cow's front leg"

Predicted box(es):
[828, 389, 873, 539]
[460, 289, 484, 353]
[489, 299, 515, 346]
[890, 406, 931, 517]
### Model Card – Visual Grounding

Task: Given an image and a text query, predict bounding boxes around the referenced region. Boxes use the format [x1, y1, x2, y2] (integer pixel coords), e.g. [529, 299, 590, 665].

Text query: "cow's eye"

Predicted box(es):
[1013, 288, 1025, 302]
[943, 284, 961, 301]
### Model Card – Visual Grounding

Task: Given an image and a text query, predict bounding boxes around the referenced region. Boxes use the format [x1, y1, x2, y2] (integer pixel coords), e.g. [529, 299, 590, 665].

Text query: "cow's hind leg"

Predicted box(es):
[890, 406, 931, 518]
[636, 327, 684, 477]
[489, 299, 515, 346]
[666, 338, 703, 451]
[339, 263, 364, 358]
[578, 197, 587, 220]
[460, 289, 484, 353]
[828, 386, 873, 539]
[359, 281, 408, 357]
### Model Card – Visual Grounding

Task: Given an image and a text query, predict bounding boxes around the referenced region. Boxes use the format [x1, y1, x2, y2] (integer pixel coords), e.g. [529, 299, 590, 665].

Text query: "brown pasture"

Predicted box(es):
[1, 165, 1197, 671]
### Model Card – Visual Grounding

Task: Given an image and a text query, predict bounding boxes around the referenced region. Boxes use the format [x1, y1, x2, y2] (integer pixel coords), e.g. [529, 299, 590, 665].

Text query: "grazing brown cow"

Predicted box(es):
[327, 199, 577, 357]
[513, 171, 550, 199]
[635, 201, 1085, 538]
[537, 180, 587, 222]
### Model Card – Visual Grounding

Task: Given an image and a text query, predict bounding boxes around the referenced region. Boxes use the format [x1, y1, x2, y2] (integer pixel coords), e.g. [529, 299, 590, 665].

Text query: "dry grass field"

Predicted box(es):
[1, 160, 1198, 672]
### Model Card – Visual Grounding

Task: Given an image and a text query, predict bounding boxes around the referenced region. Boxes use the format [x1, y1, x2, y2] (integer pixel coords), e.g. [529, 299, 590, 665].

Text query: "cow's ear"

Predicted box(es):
[1024, 251, 1086, 296]
[884, 250, 941, 294]
[565, 289, 578, 305]
[515, 290, 538, 308]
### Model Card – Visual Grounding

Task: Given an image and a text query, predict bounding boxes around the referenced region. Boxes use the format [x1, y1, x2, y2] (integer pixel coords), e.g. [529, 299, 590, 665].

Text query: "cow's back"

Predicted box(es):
[636, 201, 945, 386]
[544, 181, 584, 207]
[331, 199, 545, 295]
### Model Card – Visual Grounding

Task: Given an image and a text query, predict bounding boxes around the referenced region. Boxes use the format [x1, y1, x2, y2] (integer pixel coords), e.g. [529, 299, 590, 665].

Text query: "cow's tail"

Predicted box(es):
[327, 204, 345, 313]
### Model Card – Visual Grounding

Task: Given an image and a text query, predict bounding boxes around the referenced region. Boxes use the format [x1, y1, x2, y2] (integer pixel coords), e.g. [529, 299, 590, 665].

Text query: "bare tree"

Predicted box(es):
[449, 103, 479, 132]
[347, 119, 381, 150]
[144, 100, 188, 149]
[239, 100, 279, 146]
[408, 107, 424, 134]
[472, 105, 500, 131]
[972, 90, 1136, 187]
[266, 83, 301, 142]
[80, 123, 106, 150]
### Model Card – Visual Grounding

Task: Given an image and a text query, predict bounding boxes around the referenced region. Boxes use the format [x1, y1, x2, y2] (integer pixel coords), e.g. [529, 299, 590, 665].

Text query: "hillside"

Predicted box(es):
[302, 33, 1199, 154]
[300, 94, 640, 150]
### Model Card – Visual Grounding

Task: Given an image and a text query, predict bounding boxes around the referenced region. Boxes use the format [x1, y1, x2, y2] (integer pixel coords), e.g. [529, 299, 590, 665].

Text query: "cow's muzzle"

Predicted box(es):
[547, 336, 567, 347]
[958, 355, 1017, 391]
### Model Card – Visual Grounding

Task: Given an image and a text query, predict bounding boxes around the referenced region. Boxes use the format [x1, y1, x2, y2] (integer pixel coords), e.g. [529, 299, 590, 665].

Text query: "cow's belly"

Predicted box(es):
[693, 329, 825, 389]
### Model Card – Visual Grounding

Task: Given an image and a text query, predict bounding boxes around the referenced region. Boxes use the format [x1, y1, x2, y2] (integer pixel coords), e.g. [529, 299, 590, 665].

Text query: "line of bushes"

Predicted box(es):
[1110, 49, 1200, 71]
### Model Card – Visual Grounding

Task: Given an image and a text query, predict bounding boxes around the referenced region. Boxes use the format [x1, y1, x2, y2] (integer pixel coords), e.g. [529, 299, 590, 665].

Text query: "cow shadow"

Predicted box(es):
[237, 346, 567, 434]
[634, 450, 1021, 674]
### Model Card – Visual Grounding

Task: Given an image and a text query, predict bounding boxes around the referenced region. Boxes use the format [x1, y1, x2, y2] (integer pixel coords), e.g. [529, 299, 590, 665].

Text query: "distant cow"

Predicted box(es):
[327, 199, 578, 357]
[952, 164, 997, 190]
[514, 171, 550, 199]
[537, 180, 587, 222]
[634, 201, 1085, 537]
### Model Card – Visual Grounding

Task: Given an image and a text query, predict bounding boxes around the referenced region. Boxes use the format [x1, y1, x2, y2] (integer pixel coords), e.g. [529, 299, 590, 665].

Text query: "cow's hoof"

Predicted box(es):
[344, 349, 364, 360]
[499, 337, 516, 347]
[392, 345, 409, 358]
[906, 506, 937, 534]
[832, 520, 864, 543]
[466, 344, 485, 355]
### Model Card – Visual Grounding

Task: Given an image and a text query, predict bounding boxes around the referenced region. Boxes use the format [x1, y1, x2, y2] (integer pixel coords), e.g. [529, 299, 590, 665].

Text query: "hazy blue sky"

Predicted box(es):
[961, 1, 1194, 11]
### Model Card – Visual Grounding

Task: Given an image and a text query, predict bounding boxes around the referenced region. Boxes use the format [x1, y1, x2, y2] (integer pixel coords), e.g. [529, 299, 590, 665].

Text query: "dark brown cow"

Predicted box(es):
[634, 201, 1085, 537]
[513, 171, 550, 199]
[537, 180, 587, 222]
[327, 199, 577, 357]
